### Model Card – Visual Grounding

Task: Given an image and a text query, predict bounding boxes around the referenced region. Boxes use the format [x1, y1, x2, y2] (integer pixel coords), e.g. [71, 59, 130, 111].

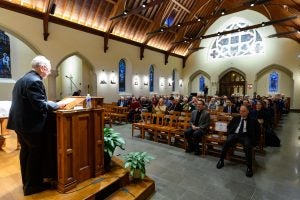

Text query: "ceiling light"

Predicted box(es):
[123, 10, 128, 15]
[217, 32, 221, 36]
[197, 17, 202, 22]
[250, 3, 255, 7]
[160, 28, 164, 32]
[261, 22, 265, 27]
[177, 24, 181, 27]
[142, 1, 147, 8]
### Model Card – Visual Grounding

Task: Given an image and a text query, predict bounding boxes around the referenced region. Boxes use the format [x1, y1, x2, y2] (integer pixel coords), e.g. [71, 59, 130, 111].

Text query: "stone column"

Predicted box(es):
[47, 69, 58, 101]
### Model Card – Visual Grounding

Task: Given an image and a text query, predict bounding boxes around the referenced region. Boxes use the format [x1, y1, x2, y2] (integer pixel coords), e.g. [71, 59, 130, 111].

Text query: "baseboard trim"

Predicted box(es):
[290, 109, 300, 113]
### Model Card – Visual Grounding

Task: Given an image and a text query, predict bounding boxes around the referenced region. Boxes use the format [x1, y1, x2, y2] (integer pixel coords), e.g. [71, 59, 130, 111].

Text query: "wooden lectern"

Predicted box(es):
[55, 96, 104, 192]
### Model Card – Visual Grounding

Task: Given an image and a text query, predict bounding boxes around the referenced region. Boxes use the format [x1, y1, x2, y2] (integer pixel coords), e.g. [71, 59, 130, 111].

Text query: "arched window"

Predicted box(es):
[0, 30, 11, 78]
[118, 59, 126, 92]
[149, 65, 154, 92]
[269, 71, 278, 93]
[199, 76, 205, 92]
[209, 21, 264, 60]
[172, 69, 175, 92]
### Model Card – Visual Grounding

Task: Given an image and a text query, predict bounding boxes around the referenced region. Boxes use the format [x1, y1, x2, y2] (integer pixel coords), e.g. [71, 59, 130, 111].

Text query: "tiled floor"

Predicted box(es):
[113, 112, 300, 200]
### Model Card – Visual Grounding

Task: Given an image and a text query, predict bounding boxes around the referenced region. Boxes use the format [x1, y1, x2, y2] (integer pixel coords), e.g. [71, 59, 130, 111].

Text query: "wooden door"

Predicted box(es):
[219, 71, 245, 96]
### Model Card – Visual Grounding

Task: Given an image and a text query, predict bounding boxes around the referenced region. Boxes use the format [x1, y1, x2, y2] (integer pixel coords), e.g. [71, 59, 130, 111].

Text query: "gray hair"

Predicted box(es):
[31, 55, 51, 70]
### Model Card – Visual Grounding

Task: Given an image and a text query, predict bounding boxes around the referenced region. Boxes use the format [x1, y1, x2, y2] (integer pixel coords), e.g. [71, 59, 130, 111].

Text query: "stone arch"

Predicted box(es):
[56, 52, 97, 98]
[254, 64, 294, 103]
[0, 25, 40, 54]
[188, 69, 211, 95]
[255, 64, 293, 81]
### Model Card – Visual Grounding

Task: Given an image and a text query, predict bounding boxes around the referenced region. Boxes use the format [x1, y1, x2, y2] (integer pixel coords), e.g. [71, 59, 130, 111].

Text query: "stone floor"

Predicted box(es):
[113, 112, 300, 200]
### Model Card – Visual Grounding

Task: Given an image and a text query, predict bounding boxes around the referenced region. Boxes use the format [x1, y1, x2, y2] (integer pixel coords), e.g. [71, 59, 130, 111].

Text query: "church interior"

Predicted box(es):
[0, 0, 300, 199]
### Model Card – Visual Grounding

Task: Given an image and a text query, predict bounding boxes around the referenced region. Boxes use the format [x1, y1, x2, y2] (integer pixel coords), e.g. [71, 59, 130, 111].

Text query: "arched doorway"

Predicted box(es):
[219, 71, 245, 96]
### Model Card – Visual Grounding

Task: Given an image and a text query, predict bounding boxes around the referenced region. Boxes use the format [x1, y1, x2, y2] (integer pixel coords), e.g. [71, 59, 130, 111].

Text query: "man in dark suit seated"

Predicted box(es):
[223, 100, 237, 114]
[184, 100, 210, 155]
[216, 105, 259, 177]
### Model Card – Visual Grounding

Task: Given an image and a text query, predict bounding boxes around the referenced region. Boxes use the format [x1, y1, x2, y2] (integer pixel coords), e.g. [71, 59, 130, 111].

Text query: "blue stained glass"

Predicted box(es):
[269, 72, 278, 93]
[149, 65, 154, 92]
[119, 59, 126, 92]
[0, 30, 11, 78]
[199, 76, 205, 92]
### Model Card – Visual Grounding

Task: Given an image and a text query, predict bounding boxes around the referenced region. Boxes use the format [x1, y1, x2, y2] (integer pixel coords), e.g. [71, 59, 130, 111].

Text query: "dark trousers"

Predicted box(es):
[184, 127, 205, 153]
[16, 131, 45, 189]
[220, 133, 253, 168]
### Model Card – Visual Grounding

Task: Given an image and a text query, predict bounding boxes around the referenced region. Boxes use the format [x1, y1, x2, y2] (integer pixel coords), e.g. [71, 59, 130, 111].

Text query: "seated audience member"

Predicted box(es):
[216, 105, 259, 177]
[184, 100, 210, 155]
[153, 98, 166, 114]
[128, 97, 141, 122]
[189, 96, 198, 111]
[181, 97, 190, 112]
[223, 100, 237, 114]
[72, 90, 81, 96]
[166, 97, 183, 114]
[140, 96, 152, 112]
[208, 97, 217, 110]
[117, 96, 128, 107]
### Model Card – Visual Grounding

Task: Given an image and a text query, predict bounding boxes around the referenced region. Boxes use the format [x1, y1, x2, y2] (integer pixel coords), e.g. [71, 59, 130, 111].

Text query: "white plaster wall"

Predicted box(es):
[256, 70, 292, 97]
[184, 9, 300, 109]
[0, 8, 182, 103]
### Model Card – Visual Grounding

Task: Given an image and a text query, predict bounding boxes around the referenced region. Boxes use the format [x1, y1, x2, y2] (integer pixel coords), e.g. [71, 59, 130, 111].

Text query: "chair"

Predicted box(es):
[131, 112, 152, 139]
[156, 115, 179, 145]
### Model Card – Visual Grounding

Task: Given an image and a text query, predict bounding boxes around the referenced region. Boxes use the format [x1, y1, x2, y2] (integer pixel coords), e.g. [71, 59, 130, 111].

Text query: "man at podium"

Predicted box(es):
[7, 55, 65, 196]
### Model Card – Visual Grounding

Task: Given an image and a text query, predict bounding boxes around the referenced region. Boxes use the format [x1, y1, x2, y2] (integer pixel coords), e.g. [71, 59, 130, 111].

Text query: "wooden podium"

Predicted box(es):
[55, 96, 104, 192]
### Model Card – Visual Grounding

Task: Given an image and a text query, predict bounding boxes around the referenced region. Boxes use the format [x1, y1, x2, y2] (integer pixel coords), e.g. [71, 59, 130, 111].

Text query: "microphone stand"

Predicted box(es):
[65, 75, 80, 94]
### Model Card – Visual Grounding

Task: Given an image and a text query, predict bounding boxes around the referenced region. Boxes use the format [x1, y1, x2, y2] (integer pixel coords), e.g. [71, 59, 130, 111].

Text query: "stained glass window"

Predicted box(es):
[199, 76, 205, 92]
[149, 65, 154, 92]
[172, 69, 175, 92]
[269, 72, 278, 93]
[209, 21, 264, 60]
[0, 30, 11, 78]
[119, 59, 126, 92]
[164, 9, 177, 27]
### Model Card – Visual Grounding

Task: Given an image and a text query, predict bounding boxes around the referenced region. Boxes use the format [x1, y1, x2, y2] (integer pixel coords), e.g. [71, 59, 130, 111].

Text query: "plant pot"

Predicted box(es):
[130, 169, 143, 182]
[104, 152, 112, 172]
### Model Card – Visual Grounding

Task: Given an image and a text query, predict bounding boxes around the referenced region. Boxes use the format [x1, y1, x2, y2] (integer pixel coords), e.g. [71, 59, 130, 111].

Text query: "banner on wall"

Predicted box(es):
[0, 30, 11, 78]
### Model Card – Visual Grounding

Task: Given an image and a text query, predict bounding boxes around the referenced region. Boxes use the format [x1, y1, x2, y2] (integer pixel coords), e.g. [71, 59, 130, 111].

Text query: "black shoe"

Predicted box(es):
[216, 159, 224, 169]
[246, 168, 253, 177]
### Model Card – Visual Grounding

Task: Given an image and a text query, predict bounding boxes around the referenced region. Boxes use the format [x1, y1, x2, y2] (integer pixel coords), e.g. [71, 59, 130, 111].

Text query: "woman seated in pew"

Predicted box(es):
[153, 98, 166, 124]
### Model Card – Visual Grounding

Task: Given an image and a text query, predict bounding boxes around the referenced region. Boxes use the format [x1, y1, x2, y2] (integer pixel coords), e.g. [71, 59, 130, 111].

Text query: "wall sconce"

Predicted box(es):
[179, 79, 183, 87]
[111, 70, 116, 84]
[160, 82, 164, 86]
[100, 69, 107, 84]
[144, 82, 148, 86]
[134, 81, 138, 85]
[168, 82, 172, 86]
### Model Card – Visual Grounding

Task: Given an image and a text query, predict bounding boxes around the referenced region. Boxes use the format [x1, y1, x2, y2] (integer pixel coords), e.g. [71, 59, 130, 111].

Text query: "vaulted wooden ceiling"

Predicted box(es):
[1, 0, 299, 63]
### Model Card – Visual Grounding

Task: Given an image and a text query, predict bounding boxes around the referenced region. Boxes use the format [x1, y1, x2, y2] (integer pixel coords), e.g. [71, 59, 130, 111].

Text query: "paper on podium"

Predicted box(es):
[215, 121, 227, 132]
[58, 97, 85, 110]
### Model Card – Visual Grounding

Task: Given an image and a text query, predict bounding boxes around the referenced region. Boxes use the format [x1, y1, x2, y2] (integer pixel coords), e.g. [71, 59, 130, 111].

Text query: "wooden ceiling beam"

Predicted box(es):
[171, 0, 191, 13]
[43, 0, 54, 41]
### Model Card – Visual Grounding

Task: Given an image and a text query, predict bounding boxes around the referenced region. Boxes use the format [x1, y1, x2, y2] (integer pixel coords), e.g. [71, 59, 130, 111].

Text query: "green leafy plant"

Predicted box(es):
[104, 128, 125, 157]
[123, 152, 155, 180]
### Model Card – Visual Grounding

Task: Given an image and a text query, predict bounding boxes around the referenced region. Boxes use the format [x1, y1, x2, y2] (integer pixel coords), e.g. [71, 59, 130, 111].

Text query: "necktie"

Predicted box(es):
[228, 107, 231, 113]
[238, 119, 244, 134]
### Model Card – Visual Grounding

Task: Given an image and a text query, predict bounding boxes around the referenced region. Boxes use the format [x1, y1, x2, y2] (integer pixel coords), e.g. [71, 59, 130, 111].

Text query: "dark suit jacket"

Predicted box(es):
[223, 105, 237, 114]
[7, 70, 59, 134]
[227, 116, 260, 146]
[190, 109, 210, 132]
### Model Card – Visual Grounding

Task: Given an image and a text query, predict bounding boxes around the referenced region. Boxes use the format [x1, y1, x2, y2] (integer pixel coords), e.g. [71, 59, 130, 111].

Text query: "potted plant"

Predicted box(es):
[123, 151, 154, 180]
[104, 128, 125, 171]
